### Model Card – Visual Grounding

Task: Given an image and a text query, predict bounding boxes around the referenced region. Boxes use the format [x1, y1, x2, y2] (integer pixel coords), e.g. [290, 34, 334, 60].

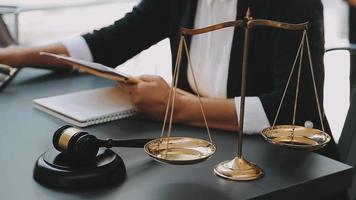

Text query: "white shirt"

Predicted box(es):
[61, 0, 270, 134]
[188, 0, 237, 98]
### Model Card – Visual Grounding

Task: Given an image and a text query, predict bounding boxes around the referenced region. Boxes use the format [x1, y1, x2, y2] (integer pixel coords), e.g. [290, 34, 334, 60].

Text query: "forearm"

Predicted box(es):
[175, 95, 238, 131]
[2, 43, 71, 70]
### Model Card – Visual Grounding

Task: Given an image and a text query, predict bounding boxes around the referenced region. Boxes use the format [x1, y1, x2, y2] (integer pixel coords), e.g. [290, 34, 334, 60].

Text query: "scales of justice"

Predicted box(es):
[143, 9, 331, 181]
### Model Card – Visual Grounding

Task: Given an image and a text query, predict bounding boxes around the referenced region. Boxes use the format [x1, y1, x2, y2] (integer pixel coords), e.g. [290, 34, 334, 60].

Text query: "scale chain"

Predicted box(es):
[160, 37, 183, 159]
[164, 37, 185, 158]
[305, 33, 325, 132]
[272, 31, 307, 127]
[160, 37, 183, 138]
[291, 30, 306, 141]
[161, 34, 214, 159]
[182, 37, 213, 144]
[292, 31, 305, 126]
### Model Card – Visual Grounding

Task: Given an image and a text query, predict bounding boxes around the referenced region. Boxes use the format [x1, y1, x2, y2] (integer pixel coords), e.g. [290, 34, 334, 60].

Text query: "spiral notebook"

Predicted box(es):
[33, 87, 135, 127]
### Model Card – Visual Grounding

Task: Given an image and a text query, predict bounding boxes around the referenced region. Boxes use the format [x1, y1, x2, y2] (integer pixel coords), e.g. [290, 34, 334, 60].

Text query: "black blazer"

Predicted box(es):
[82, 0, 339, 160]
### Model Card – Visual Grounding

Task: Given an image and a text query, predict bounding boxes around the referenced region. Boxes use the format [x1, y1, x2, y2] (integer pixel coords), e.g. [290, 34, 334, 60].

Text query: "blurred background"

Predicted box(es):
[0, 0, 351, 141]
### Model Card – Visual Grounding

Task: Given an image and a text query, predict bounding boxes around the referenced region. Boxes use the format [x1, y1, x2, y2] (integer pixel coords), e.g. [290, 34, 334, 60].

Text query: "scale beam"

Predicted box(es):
[180, 19, 308, 36]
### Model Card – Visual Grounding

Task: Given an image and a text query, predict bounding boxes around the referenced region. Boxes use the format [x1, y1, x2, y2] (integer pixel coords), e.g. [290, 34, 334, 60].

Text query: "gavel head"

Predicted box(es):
[53, 125, 99, 160]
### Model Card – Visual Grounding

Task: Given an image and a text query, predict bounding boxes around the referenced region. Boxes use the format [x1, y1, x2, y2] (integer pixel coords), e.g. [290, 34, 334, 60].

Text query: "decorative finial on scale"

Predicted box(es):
[246, 7, 251, 19]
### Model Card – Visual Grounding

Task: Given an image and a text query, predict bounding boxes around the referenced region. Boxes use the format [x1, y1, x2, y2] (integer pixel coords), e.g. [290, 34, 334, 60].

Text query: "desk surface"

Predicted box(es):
[0, 69, 352, 200]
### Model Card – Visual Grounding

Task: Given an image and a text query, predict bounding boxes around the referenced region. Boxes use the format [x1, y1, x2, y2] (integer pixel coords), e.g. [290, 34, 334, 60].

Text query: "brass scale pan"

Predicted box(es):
[144, 137, 216, 165]
[261, 125, 331, 151]
[144, 19, 330, 165]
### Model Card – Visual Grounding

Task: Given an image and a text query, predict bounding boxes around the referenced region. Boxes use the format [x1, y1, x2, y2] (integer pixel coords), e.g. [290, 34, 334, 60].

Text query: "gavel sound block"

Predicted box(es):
[33, 125, 152, 189]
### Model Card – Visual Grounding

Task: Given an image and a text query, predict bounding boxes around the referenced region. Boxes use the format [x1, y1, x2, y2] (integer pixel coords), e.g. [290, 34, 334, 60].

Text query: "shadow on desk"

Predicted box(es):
[158, 182, 232, 200]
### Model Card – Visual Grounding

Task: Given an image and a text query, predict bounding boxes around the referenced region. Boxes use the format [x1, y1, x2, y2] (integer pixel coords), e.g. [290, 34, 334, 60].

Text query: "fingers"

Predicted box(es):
[117, 81, 152, 94]
[139, 75, 170, 90]
[139, 75, 162, 82]
[118, 74, 168, 95]
[117, 82, 137, 94]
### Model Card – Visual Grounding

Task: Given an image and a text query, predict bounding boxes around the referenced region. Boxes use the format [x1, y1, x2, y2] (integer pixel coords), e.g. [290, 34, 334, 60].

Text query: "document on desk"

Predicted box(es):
[33, 87, 135, 127]
[39, 52, 138, 83]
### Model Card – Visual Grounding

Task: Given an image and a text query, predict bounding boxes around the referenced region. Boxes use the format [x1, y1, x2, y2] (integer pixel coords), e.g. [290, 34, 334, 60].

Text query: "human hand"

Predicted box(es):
[344, 0, 356, 7]
[118, 75, 182, 121]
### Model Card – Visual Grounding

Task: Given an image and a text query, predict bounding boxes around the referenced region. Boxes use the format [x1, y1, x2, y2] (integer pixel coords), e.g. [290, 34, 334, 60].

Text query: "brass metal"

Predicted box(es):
[247, 19, 308, 30]
[58, 127, 81, 151]
[261, 125, 331, 150]
[144, 137, 216, 165]
[237, 16, 251, 159]
[181, 21, 244, 35]
[144, 34, 215, 165]
[180, 19, 307, 36]
[214, 157, 263, 181]
[262, 30, 331, 150]
[144, 8, 327, 175]
[214, 10, 264, 181]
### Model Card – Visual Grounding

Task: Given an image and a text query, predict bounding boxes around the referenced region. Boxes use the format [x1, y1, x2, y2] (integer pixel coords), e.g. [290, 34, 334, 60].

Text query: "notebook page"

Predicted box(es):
[33, 87, 134, 123]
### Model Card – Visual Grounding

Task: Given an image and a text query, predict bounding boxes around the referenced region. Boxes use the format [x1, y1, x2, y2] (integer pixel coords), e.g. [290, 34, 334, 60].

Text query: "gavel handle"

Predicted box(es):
[98, 138, 154, 148]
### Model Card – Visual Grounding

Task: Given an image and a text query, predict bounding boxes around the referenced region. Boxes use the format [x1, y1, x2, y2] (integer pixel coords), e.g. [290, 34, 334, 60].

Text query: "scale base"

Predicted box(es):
[33, 148, 126, 189]
[214, 157, 263, 181]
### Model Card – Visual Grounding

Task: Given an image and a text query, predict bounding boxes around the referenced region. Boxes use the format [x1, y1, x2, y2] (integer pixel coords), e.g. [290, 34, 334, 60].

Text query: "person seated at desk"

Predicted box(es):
[0, 0, 341, 161]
